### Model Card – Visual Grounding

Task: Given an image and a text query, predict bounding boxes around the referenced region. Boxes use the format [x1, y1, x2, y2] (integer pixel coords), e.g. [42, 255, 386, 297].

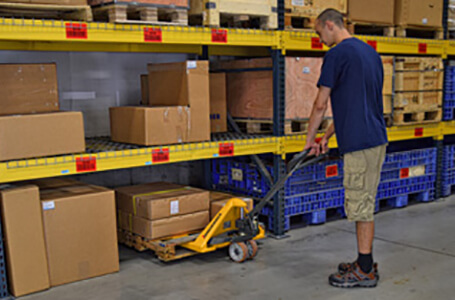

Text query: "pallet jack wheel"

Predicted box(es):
[246, 240, 258, 260]
[228, 242, 249, 263]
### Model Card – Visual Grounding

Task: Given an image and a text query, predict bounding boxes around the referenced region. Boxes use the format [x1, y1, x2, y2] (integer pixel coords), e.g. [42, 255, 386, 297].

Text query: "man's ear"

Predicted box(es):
[326, 20, 334, 31]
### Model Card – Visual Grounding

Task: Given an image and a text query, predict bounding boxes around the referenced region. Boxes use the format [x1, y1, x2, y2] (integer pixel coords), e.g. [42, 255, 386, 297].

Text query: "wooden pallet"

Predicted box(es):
[284, 0, 346, 30]
[0, 2, 92, 21]
[394, 91, 443, 112]
[189, 0, 277, 29]
[347, 21, 395, 37]
[395, 25, 444, 39]
[118, 229, 199, 262]
[234, 118, 332, 135]
[392, 109, 442, 126]
[92, 2, 188, 25]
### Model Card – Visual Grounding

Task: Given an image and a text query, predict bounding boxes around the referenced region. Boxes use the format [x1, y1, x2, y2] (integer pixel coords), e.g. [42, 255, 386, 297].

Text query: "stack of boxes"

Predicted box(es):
[0, 179, 119, 297]
[0, 64, 85, 161]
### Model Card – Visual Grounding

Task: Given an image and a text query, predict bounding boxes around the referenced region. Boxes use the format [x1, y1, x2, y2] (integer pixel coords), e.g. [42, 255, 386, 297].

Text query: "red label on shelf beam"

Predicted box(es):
[367, 40, 377, 51]
[418, 43, 427, 54]
[219, 143, 234, 156]
[144, 27, 162, 42]
[65, 23, 87, 39]
[152, 148, 170, 163]
[415, 128, 424, 137]
[400, 168, 409, 179]
[311, 37, 323, 49]
[76, 157, 96, 172]
[212, 29, 228, 43]
[325, 164, 339, 178]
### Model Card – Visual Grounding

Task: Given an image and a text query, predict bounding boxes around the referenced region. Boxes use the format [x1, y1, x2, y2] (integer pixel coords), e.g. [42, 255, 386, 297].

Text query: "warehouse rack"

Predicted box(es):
[0, 1, 453, 244]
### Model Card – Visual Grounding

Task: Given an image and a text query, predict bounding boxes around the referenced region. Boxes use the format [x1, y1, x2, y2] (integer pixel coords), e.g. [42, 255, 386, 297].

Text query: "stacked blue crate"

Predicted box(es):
[443, 66, 455, 120]
[441, 145, 455, 197]
[212, 147, 437, 232]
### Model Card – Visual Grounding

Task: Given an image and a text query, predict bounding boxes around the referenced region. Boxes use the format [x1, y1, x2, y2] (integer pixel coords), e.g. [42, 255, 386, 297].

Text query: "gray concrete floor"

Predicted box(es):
[23, 197, 455, 300]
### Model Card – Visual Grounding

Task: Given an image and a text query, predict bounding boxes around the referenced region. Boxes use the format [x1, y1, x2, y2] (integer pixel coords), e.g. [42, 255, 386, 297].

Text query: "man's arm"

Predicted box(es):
[304, 86, 331, 155]
[320, 122, 335, 154]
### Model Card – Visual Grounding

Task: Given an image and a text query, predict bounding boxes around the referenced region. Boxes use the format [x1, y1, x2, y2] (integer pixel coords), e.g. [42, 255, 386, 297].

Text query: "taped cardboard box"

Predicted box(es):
[210, 73, 227, 133]
[209, 191, 233, 202]
[115, 182, 210, 220]
[118, 210, 209, 240]
[0, 185, 50, 297]
[395, 0, 443, 28]
[147, 60, 210, 143]
[110, 106, 189, 146]
[36, 179, 119, 287]
[348, 0, 394, 25]
[211, 198, 253, 220]
[0, 111, 85, 161]
[0, 64, 59, 116]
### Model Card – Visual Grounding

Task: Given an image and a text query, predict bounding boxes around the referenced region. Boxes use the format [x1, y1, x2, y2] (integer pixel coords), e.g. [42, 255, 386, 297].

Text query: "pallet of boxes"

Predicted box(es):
[284, 0, 347, 30]
[0, 0, 92, 21]
[0, 65, 120, 297]
[89, 0, 189, 25]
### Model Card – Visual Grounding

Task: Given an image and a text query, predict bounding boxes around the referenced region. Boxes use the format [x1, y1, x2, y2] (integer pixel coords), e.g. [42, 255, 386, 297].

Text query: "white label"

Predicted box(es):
[187, 61, 197, 69]
[422, 18, 428, 25]
[292, 0, 304, 6]
[232, 168, 243, 181]
[409, 166, 426, 177]
[302, 67, 310, 74]
[170, 200, 179, 215]
[42, 201, 55, 211]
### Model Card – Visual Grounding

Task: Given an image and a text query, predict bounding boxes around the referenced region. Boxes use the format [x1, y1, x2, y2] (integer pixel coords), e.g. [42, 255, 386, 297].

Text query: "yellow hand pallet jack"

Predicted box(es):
[119, 150, 325, 262]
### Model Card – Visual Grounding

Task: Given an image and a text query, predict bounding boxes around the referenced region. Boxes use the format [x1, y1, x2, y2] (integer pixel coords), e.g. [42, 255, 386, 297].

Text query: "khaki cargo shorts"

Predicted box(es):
[343, 144, 387, 222]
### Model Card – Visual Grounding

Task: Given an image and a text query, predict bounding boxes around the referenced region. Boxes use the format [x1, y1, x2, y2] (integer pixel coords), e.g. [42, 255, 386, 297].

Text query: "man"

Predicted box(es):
[303, 9, 388, 288]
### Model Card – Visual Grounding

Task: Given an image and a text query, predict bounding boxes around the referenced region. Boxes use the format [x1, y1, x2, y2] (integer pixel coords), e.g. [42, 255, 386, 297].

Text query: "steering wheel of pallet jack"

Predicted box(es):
[229, 242, 249, 263]
[246, 240, 258, 260]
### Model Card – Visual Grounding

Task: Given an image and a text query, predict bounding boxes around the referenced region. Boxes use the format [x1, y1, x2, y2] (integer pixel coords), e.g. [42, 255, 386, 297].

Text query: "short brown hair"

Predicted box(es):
[317, 8, 344, 28]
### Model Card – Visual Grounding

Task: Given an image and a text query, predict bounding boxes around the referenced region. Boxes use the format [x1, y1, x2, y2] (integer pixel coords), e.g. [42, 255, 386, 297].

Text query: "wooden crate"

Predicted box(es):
[91, 0, 188, 25]
[212, 57, 332, 120]
[0, 1, 92, 21]
[382, 56, 394, 115]
[394, 57, 443, 112]
[284, 0, 346, 29]
[234, 118, 332, 135]
[189, 0, 277, 29]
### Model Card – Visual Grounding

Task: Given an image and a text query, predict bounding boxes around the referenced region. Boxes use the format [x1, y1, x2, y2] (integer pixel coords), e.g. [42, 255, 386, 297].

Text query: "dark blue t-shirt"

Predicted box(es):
[318, 37, 388, 154]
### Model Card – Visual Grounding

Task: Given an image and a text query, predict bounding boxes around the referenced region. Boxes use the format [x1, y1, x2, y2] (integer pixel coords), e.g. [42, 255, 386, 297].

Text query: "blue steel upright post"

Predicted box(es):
[271, 0, 288, 237]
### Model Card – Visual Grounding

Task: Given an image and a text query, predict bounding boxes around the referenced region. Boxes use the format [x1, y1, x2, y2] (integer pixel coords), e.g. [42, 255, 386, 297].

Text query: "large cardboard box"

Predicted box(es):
[115, 182, 210, 220]
[395, 0, 443, 28]
[147, 61, 210, 143]
[214, 57, 332, 120]
[110, 106, 189, 146]
[36, 179, 119, 287]
[118, 210, 209, 239]
[1, 1, 88, 4]
[348, 0, 394, 25]
[0, 185, 50, 297]
[88, 0, 187, 7]
[0, 111, 85, 161]
[211, 198, 253, 220]
[0, 64, 59, 116]
[210, 73, 227, 133]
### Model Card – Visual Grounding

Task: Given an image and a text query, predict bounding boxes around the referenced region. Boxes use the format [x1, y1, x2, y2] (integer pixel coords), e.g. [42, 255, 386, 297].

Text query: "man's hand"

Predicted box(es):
[304, 140, 321, 156]
[320, 137, 330, 154]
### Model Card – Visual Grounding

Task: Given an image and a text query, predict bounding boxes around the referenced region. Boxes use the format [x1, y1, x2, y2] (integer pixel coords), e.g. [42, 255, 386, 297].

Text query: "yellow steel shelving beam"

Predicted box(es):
[0, 136, 280, 183]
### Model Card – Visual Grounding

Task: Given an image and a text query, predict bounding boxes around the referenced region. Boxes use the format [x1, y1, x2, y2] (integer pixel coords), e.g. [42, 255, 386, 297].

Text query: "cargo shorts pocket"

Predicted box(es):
[343, 151, 367, 191]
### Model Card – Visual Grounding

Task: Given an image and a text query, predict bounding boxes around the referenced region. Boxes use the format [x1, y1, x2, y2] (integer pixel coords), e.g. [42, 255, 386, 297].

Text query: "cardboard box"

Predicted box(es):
[0, 64, 59, 116]
[209, 191, 233, 202]
[0, 111, 85, 161]
[395, 0, 443, 28]
[147, 61, 210, 143]
[348, 0, 394, 25]
[88, 0, 188, 7]
[1, 1, 88, 4]
[110, 106, 189, 146]
[210, 198, 253, 219]
[210, 73, 227, 133]
[215, 57, 332, 120]
[0, 185, 50, 297]
[119, 210, 209, 239]
[37, 180, 119, 287]
[115, 182, 210, 220]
